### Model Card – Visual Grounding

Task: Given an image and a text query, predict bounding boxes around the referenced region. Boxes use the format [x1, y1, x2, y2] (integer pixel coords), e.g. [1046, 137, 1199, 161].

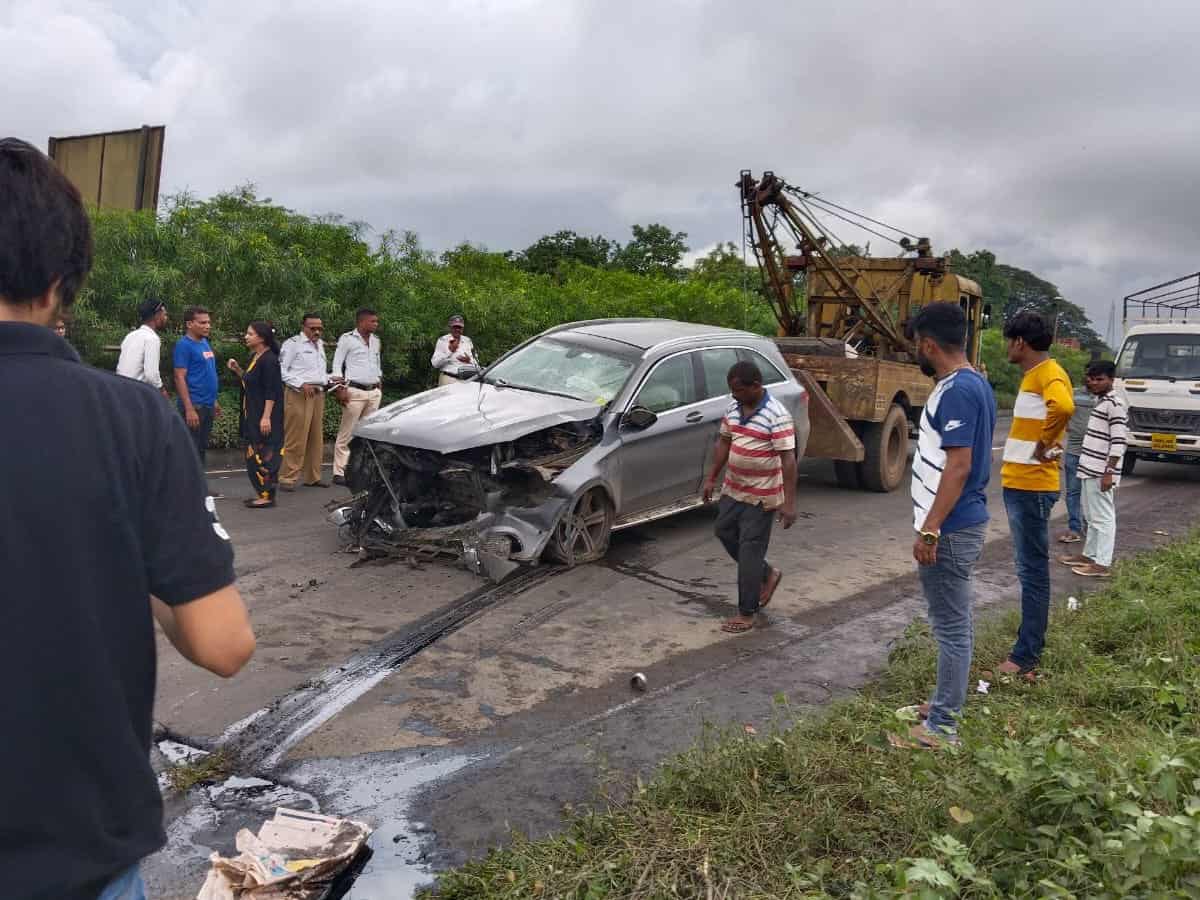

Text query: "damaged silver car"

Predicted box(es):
[332, 319, 810, 579]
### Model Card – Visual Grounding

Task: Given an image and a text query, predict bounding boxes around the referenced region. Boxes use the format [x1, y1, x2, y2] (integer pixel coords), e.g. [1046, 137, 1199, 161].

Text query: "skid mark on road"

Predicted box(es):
[226, 567, 558, 769]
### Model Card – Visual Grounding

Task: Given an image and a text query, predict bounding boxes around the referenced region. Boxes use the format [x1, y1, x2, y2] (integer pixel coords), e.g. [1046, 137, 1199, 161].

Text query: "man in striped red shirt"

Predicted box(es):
[702, 360, 798, 633]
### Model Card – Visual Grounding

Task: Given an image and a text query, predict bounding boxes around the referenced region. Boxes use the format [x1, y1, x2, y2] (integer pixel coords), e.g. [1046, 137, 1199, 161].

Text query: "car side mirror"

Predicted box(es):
[982, 303, 993, 327]
[623, 406, 658, 430]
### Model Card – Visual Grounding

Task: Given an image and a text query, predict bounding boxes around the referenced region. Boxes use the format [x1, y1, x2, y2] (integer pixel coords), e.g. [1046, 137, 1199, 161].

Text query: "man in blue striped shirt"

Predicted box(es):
[903, 303, 996, 749]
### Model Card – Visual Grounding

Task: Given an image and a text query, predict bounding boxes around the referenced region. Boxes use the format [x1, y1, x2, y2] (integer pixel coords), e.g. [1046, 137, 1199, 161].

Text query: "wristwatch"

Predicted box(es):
[919, 530, 940, 545]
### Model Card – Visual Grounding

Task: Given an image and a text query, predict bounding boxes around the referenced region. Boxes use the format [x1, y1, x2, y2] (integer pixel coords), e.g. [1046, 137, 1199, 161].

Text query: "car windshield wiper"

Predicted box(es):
[486, 377, 585, 401]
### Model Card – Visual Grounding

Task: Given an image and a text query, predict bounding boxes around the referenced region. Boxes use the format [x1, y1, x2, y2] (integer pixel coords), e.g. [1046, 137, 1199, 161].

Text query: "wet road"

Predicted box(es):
[143, 431, 1200, 897]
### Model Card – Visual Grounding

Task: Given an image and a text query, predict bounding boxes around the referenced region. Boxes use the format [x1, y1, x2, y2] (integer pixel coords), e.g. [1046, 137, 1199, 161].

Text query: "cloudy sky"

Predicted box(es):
[7, 0, 1198, 341]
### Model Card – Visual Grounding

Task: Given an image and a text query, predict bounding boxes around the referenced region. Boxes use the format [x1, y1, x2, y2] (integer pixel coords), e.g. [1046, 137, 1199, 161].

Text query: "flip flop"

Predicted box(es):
[759, 567, 782, 609]
[1057, 532, 1081, 544]
[721, 619, 754, 634]
[1058, 554, 1090, 566]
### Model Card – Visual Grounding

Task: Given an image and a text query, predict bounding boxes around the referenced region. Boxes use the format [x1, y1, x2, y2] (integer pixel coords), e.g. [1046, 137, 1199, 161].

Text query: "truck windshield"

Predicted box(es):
[1116, 333, 1200, 381]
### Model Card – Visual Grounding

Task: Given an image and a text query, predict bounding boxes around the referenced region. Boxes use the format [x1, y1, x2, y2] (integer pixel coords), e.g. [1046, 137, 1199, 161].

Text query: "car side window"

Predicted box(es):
[736, 348, 789, 385]
[699, 348, 741, 400]
[635, 353, 697, 413]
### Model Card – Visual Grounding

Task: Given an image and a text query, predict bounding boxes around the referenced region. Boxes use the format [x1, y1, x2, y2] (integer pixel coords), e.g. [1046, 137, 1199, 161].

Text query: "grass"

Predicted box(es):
[430, 534, 1200, 898]
[166, 748, 233, 793]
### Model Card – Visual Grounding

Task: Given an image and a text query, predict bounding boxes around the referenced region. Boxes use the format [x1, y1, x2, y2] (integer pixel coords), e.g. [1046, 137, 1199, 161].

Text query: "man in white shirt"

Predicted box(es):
[115, 298, 169, 397]
[278, 313, 330, 490]
[330, 308, 383, 486]
[431, 314, 478, 386]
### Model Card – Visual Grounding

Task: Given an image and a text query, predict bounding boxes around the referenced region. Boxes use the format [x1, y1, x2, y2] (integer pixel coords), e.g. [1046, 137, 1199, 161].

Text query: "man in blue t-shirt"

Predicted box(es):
[173, 306, 222, 464]
[903, 302, 997, 749]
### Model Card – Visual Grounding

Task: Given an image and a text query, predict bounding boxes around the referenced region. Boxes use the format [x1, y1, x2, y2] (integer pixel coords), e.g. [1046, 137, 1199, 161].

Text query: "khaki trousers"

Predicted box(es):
[333, 387, 382, 476]
[280, 387, 325, 486]
[438, 372, 459, 386]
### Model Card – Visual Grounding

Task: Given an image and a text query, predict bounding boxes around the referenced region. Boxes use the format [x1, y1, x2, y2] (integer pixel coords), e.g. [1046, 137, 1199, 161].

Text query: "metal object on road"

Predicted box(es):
[630, 672, 647, 692]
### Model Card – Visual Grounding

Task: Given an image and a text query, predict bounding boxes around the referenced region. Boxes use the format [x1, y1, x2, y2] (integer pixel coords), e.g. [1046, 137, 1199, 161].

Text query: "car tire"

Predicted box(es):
[1121, 453, 1137, 477]
[545, 487, 614, 565]
[860, 404, 910, 493]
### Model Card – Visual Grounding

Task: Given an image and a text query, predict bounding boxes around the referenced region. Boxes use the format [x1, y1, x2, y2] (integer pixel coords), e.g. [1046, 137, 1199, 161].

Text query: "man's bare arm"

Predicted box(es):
[703, 435, 732, 501]
[152, 585, 255, 678]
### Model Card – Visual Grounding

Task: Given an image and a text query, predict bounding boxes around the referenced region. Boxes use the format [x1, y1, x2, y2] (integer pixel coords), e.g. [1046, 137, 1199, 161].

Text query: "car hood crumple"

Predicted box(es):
[354, 381, 605, 453]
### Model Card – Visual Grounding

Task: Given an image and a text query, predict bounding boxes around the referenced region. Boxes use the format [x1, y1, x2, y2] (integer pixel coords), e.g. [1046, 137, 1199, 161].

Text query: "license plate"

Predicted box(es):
[1151, 433, 1178, 452]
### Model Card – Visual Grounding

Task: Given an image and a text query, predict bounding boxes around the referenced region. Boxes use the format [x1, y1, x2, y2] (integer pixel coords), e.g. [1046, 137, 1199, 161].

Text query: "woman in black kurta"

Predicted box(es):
[227, 321, 284, 507]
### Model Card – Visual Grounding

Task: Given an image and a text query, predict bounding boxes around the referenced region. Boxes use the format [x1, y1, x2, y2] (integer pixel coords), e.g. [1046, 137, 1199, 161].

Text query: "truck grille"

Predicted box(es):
[1128, 406, 1200, 434]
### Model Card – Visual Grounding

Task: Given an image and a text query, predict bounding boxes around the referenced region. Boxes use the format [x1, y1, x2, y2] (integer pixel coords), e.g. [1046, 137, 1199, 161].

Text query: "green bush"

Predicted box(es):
[75, 190, 774, 402]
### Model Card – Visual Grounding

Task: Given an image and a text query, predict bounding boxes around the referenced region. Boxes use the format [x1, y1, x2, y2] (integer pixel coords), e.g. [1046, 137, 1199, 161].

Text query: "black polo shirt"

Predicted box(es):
[0, 323, 236, 898]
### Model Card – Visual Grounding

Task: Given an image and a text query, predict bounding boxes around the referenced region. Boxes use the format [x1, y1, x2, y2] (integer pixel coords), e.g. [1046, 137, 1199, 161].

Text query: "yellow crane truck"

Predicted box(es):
[739, 170, 989, 491]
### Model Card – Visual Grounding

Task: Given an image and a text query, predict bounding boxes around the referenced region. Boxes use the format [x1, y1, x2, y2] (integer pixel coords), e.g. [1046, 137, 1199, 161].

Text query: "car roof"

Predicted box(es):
[552, 318, 763, 351]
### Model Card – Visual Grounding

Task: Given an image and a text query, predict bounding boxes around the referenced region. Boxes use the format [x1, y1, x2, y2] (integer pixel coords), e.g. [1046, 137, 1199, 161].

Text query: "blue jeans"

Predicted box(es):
[98, 865, 146, 900]
[1061, 452, 1083, 535]
[920, 523, 986, 734]
[1004, 487, 1058, 668]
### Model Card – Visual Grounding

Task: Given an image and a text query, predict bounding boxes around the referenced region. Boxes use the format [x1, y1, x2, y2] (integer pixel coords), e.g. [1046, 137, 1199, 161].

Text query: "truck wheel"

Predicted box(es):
[1121, 453, 1137, 477]
[833, 460, 861, 489]
[860, 404, 910, 492]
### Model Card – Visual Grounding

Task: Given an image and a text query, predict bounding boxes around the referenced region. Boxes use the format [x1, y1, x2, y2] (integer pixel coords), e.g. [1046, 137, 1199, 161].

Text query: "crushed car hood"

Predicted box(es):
[354, 381, 605, 453]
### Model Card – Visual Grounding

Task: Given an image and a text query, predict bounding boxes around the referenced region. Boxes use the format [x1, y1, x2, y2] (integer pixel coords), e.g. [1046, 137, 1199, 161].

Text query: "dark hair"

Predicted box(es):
[1003, 311, 1053, 352]
[248, 320, 280, 355]
[1086, 359, 1116, 379]
[355, 307, 377, 321]
[183, 305, 210, 325]
[0, 138, 93, 308]
[302, 312, 322, 325]
[910, 302, 967, 351]
[727, 360, 763, 386]
[138, 297, 165, 323]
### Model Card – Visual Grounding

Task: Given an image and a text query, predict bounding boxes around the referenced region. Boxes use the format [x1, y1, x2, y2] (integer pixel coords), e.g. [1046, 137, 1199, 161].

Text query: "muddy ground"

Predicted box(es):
[142, 429, 1200, 897]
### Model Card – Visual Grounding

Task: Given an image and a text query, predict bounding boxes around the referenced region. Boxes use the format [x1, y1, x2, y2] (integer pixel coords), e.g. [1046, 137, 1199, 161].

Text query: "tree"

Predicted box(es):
[949, 249, 1107, 352]
[611, 224, 689, 279]
[515, 230, 614, 276]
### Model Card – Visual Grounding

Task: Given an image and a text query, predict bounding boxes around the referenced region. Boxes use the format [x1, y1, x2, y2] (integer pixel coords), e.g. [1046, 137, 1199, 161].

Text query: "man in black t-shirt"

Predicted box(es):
[0, 138, 257, 899]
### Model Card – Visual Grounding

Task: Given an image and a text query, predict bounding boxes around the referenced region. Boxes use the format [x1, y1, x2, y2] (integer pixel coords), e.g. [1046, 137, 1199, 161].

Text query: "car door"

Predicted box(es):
[616, 350, 709, 516]
[694, 346, 742, 475]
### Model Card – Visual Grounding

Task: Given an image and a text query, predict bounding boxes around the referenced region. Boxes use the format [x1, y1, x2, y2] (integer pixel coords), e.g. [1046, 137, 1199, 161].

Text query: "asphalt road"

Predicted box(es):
[143, 429, 1200, 897]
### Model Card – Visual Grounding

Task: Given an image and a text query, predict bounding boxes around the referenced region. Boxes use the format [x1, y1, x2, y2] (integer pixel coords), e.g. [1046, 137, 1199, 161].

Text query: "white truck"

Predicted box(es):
[1115, 273, 1200, 476]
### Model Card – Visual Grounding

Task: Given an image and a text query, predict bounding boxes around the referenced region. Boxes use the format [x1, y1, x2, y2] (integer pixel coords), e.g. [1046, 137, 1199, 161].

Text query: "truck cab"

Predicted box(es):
[1114, 323, 1200, 474]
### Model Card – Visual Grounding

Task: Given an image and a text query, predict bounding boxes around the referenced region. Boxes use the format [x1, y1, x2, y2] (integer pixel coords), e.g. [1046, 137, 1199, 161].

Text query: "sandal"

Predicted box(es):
[760, 567, 782, 609]
[721, 618, 754, 634]
[1057, 531, 1082, 544]
[246, 499, 276, 509]
[1058, 554, 1090, 566]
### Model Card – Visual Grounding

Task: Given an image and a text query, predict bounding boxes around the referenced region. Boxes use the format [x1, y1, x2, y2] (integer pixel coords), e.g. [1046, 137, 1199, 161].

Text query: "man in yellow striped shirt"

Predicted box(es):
[998, 312, 1074, 675]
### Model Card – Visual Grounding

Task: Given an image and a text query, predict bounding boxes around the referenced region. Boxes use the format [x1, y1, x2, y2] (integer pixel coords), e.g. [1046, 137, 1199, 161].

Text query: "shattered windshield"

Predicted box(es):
[484, 335, 639, 404]
[1117, 333, 1200, 381]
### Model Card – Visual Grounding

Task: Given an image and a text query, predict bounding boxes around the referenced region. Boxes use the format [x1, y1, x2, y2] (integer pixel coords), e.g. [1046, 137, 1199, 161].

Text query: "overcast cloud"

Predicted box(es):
[6, 0, 1199, 341]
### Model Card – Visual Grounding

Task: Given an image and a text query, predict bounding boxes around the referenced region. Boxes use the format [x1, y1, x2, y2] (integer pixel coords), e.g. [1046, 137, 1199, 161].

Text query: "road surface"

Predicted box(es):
[143, 427, 1200, 897]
